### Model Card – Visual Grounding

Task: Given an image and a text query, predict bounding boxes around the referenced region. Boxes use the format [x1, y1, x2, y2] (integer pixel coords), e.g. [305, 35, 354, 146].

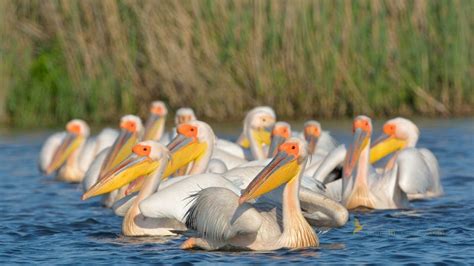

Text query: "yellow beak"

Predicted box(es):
[239, 150, 300, 204]
[82, 155, 158, 200]
[117, 133, 208, 195]
[164, 134, 207, 177]
[99, 130, 138, 180]
[369, 134, 406, 163]
[46, 133, 83, 174]
[252, 127, 272, 147]
[143, 115, 165, 141]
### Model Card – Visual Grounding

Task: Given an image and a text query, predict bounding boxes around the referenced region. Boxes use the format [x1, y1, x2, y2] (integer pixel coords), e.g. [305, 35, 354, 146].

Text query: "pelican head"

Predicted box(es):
[343, 115, 372, 178]
[165, 120, 214, 176]
[175, 108, 197, 126]
[240, 138, 307, 204]
[238, 106, 276, 150]
[82, 141, 169, 200]
[370, 117, 420, 163]
[303, 120, 321, 154]
[268, 121, 292, 158]
[99, 115, 144, 178]
[143, 101, 168, 141]
[124, 120, 215, 195]
[45, 119, 90, 174]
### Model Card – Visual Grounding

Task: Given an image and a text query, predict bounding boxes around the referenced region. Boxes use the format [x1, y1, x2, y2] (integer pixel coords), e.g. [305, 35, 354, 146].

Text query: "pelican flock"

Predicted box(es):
[38, 102, 443, 251]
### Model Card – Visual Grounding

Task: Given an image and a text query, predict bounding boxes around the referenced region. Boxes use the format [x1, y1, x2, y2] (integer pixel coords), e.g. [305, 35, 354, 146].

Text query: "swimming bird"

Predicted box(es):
[39, 119, 118, 183]
[120, 120, 234, 198]
[91, 122, 346, 237]
[83, 120, 231, 236]
[313, 116, 434, 210]
[370, 117, 443, 199]
[215, 106, 276, 161]
[82, 141, 189, 236]
[181, 138, 325, 251]
[81, 115, 144, 206]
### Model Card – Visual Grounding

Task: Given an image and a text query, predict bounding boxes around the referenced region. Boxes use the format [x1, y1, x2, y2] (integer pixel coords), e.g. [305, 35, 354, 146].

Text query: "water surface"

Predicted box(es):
[1, 119, 473, 263]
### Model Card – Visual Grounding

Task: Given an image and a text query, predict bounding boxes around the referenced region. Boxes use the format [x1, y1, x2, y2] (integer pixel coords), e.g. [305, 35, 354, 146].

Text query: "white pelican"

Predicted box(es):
[143, 101, 168, 141]
[181, 138, 330, 251]
[81, 115, 143, 206]
[125, 120, 272, 196]
[215, 106, 276, 161]
[82, 121, 223, 235]
[312, 116, 436, 210]
[83, 136, 346, 237]
[300, 120, 338, 155]
[82, 141, 188, 236]
[120, 120, 226, 197]
[38, 119, 118, 183]
[370, 117, 443, 199]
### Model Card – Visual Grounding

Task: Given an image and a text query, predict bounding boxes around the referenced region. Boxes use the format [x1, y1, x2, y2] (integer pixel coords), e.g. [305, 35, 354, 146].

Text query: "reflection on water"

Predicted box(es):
[0, 119, 473, 263]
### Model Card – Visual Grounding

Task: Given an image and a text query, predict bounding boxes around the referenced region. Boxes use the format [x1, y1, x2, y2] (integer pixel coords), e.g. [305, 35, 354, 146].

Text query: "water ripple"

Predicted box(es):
[1, 120, 473, 264]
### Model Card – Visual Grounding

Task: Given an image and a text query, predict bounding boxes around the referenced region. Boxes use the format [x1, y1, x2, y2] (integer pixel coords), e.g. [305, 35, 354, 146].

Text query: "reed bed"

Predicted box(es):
[1, 0, 472, 127]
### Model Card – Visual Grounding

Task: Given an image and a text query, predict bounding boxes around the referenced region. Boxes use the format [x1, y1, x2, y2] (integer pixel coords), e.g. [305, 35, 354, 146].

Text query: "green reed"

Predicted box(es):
[1, 0, 472, 127]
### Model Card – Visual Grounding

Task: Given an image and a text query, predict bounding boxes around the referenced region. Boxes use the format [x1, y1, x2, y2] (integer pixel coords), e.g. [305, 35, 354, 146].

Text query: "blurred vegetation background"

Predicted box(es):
[0, 0, 472, 127]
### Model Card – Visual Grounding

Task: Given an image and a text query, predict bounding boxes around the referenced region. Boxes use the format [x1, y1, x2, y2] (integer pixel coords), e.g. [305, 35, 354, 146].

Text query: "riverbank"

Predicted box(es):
[1, 1, 472, 127]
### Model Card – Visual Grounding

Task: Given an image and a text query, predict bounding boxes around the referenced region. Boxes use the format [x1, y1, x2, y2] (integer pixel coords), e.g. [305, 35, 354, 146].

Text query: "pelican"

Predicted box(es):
[38, 119, 118, 182]
[300, 120, 338, 155]
[143, 101, 168, 141]
[81, 115, 143, 206]
[313, 116, 436, 210]
[139, 138, 347, 232]
[82, 141, 188, 235]
[370, 117, 443, 199]
[215, 106, 276, 161]
[126, 120, 275, 196]
[181, 138, 329, 251]
[82, 121, 222, 235]
[121, 120, 227, 197]
[87, 122, 346, 238]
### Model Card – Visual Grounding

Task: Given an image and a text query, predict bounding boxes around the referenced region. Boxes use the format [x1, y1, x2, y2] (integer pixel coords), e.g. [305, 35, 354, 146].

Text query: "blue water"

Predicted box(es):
[1, 119, 473, 264]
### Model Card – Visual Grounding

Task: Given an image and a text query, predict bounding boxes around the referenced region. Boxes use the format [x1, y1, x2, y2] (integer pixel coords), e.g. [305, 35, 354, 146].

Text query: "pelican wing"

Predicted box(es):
[207, 159, 228, 174]
[211, 148, 247, 170]
[299, 187, 348, 228]
[185, 187, 263, 242]
[222, 166, 264, 189]
[396, 148, 434, 195]
[139, 174, 241, 222]
[418, 148, 443, 196]
[316, 131, 339, 154]
[215, 138, 246, 159]
[38, 132, 66, 173]
[311, 144, 346, 184]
